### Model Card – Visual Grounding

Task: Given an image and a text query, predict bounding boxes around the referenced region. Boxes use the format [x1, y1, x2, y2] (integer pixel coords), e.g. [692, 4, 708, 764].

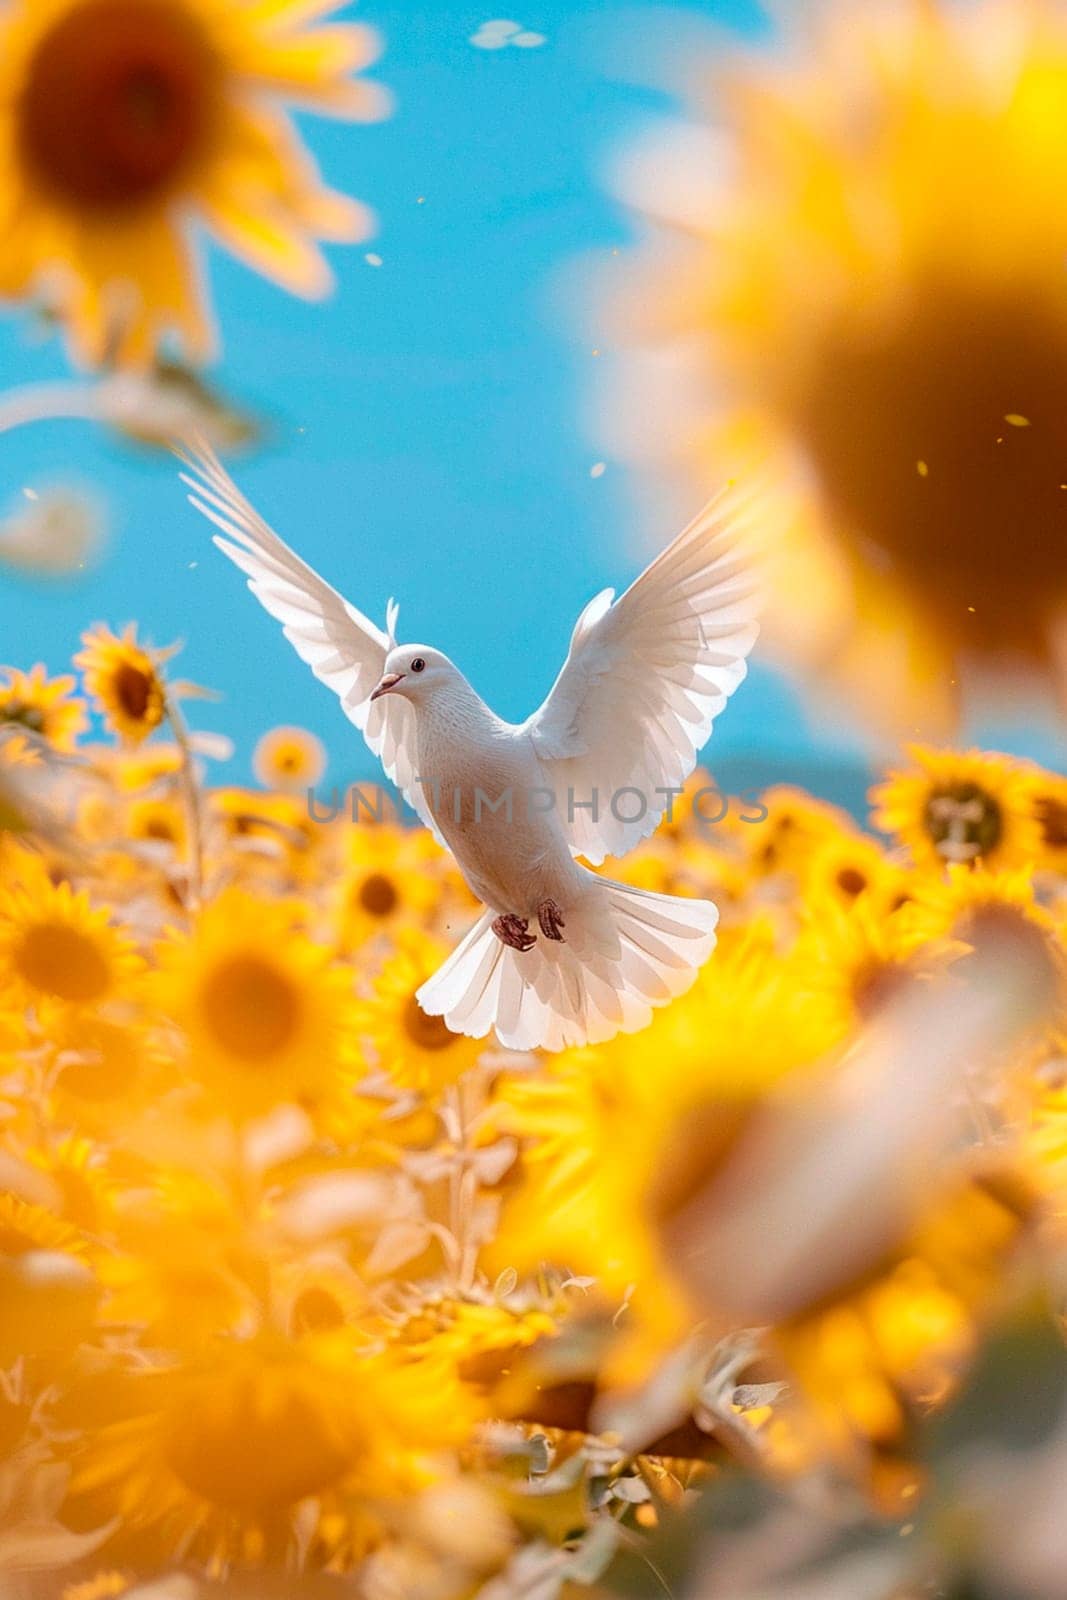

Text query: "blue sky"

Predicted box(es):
[0, 1, 1059, 805]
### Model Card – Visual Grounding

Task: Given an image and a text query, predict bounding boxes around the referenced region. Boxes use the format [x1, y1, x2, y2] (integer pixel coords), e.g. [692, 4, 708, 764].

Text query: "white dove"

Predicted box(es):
[180, 441, 760, 1053]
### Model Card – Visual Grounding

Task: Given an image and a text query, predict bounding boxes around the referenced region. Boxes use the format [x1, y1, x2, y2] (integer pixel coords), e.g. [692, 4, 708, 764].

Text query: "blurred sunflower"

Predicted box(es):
[0, 1192, 87, 1259]
[335, 824, 442, 951]
[799, 829, 909, 916]
[155, 887, 356, 1118]
[76, 624, 168, 744]
[67, 1335, 467, 1565]
[0, 664, 87, 750]
[776, 1165, 1037, 1510]
[742, 785, 852, 879]
[253, 724, 326, 793]
[52, 1012, 157, 1106]
[610, 0, 1067, 731]
[0, 867, 142, 1011]
[0, 0, 389, 366]
[125, 794, 187, 856]
[359, 930, 485, 1094]
[791, 890, 935, 1037]
[903, 863, 1064, 987]
[872, 747, 1043, 872]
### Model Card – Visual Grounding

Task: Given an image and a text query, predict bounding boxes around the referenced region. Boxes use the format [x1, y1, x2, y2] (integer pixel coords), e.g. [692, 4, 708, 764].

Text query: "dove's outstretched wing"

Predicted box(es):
[180, 440, 440, 839]
[524, 485, 761, 865]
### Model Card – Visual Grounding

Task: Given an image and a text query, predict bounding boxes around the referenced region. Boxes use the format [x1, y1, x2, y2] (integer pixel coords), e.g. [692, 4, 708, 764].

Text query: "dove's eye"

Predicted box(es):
[410, 657, 426, 674]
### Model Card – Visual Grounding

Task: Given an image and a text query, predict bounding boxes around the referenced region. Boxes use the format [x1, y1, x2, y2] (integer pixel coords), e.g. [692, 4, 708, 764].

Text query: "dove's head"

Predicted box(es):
[370, 646, 458, 703]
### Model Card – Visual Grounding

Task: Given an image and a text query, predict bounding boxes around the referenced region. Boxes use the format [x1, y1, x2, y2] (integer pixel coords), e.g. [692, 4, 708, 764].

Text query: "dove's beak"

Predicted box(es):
[370, 672, 404, 702]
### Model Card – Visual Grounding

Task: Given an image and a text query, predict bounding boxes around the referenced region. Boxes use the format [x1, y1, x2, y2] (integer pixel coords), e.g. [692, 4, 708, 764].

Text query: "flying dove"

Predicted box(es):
[181, 442, 760, 1053]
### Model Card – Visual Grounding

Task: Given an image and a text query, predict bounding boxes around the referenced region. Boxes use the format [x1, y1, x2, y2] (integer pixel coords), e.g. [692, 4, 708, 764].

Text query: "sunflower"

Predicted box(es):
[798, 830, 910, 917]
[776, 1164, 1036, 1511]
[902, 864, 1063, 982]
[872, 747, 1043, 873]
[208, 786, 326, 885]
[742, 786, 854, 879]
[790, 890, 940, 1039]
[0, 1192, 88, 1259]
[155, 887, 356, 1118]
[490, 924, 835, 1325]
[0, 0, 389, 367]
[358, 930, 485, 1095]
[125, 793, 187, 856]
[67, 1335, 473, 1566]
[105, 742, 183, 791]
[253, 724, 326, 792]
[335, 824, 442, 951]
[0, 664, 87, 750]
[0, 865, 142, 1012]
[76, 624, 168, 744]
[609, 0, 1067, 731]
[51, 1011, 160, 1107]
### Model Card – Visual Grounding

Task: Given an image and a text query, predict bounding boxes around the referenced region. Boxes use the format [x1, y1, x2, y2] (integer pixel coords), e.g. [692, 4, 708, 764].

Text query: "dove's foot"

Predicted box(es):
[537, 898, 566, 942]
[493, 913, 536, 953]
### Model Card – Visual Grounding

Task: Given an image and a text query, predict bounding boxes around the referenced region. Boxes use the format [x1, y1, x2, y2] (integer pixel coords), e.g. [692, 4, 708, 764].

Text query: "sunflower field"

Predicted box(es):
[1, 3, 1067, 1600]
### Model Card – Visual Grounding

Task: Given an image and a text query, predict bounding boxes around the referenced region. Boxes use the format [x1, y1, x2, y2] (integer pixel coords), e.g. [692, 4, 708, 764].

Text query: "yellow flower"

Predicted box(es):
[776, 1165, 1037, 1511]
[491, 924, 834, 1319]
[872, 747, 1043, 873]
[335, 824, 442, 950]
[76, 624, 168, 744]
[253, 724, 326, 792]
[0, 863, 142, 1011]
[799, 830, 909, 917]
[68, 1335, 474, 1566]
[0, 1192, 88, 1259]
[155, 887, 356, 1118]
[105, 742, 184, 792]
[208, 785, 326, 884]
[610, 0, 1067, 731]
[0, 664, 87, 750]
[901, 863, 1063, 990]
[126, 794, 188, 856]
[0, 0, 389, 367]
[358, 929, 485, 1094]
[742, 785, 854, 878]
[790, 890, 940, 1039]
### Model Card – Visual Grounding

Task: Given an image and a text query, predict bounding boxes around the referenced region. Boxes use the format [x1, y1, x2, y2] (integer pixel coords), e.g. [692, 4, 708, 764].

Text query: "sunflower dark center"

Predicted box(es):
[165, 1368, 350, 1512]
[15, 922, 111, 1004]
[113, 661, 154, 721]
[402, 994, 455, 1052]
[793, 282, 1067, 653]
[201, 955, 301, 1062]
[836, 866, 869, 897]
[18, 0, 216, 212]
[358, 872, 400, 918]
[1036, 796, 1067, 851]
[0, 700, 46, 734]
[923, 782, 1003, 863]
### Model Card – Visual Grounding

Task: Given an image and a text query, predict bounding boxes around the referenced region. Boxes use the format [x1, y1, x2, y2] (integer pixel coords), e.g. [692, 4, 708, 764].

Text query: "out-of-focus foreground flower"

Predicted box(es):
[1, 634, 1066, 1599]
[603, 0, 1067, 736]
[0, 0, 390, 367]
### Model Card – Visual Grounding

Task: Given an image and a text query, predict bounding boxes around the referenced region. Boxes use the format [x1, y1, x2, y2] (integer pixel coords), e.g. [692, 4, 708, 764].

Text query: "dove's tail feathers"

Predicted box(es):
[416, 873, 719, 1053]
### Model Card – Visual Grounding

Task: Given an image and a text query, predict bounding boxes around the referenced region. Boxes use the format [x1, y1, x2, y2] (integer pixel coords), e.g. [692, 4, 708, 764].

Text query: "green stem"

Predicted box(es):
[165, 693, 205, 914]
